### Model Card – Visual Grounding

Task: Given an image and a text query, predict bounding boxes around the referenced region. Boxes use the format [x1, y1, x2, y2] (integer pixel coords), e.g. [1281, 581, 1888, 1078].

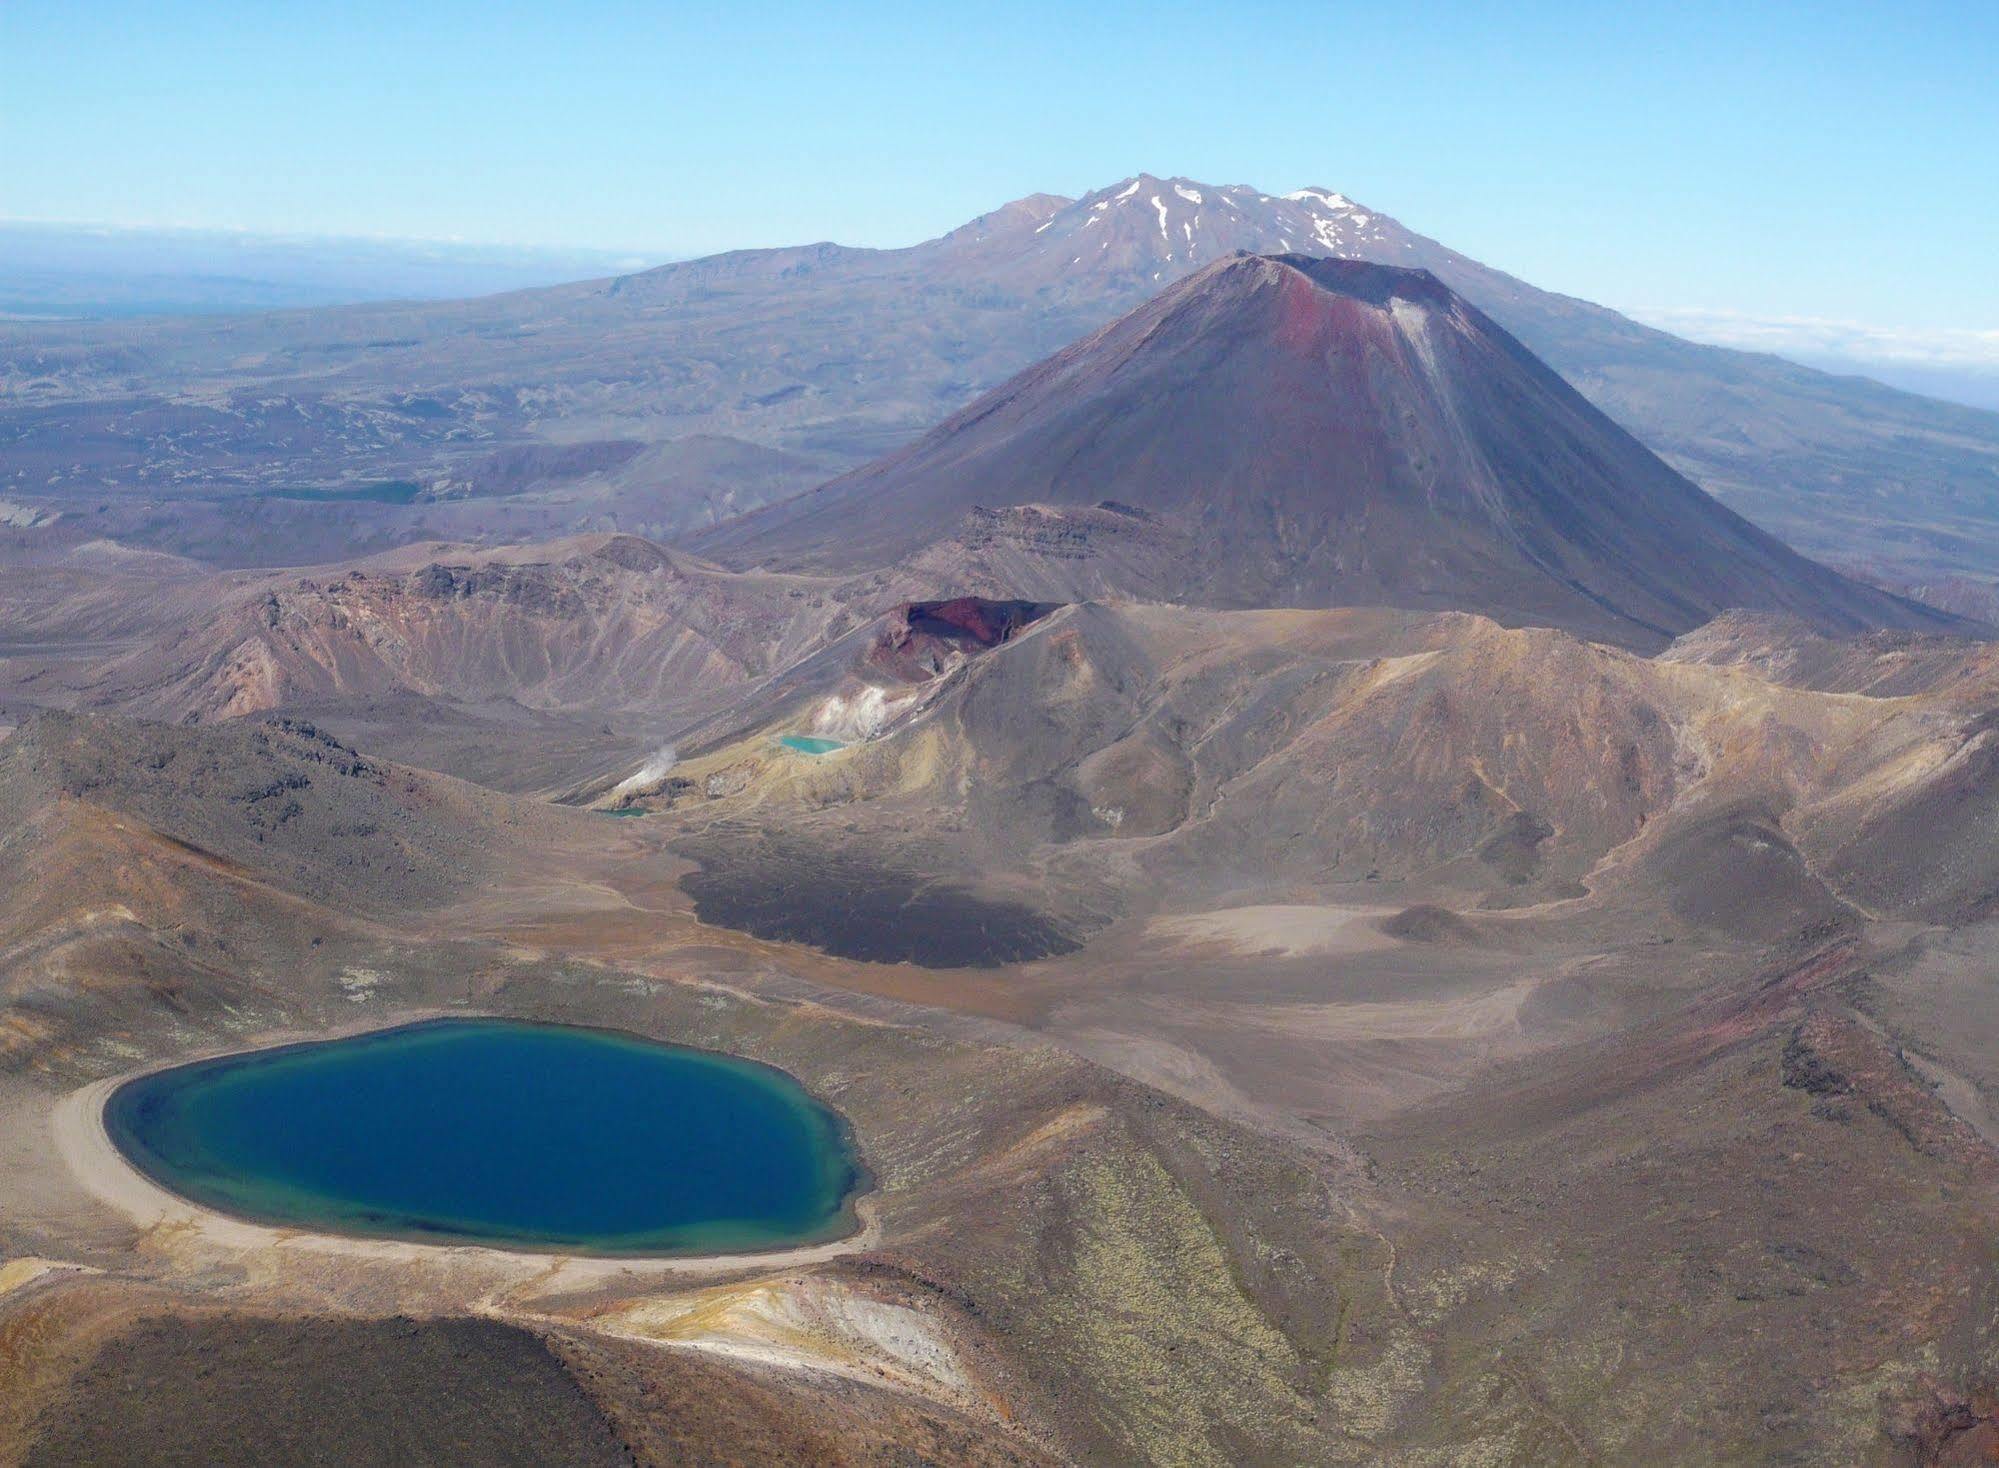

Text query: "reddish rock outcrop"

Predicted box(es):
[867, 597, 1056, 682]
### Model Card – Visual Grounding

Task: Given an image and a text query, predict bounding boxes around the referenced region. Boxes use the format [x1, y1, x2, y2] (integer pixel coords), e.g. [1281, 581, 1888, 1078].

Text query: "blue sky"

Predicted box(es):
[3, 1, 1993, 357]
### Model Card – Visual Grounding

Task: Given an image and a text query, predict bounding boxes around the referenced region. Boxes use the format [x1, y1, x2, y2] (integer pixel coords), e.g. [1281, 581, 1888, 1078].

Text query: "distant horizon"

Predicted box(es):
[7, 3, 1994, 330]
[5, 188, 1994, 416]
[0, 214, 665, 264]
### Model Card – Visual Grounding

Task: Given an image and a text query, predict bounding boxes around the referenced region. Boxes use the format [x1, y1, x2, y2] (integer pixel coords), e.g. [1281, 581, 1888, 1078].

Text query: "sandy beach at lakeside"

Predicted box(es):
[47, 1016, 882, 1295]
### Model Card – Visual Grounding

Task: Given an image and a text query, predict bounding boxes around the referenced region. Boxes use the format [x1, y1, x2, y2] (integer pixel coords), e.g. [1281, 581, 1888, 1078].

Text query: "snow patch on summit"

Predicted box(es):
[1287, 188, 1357, 211]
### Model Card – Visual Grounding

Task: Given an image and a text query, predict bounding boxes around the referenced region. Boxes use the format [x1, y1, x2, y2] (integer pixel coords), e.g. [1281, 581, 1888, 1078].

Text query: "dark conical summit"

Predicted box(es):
[697, 254, 1949, 647]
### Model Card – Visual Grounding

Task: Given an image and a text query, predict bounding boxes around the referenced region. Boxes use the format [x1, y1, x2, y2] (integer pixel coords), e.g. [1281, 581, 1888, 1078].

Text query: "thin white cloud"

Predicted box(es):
[0, 215, 675, 266]
[1630, 305, 1999, 373]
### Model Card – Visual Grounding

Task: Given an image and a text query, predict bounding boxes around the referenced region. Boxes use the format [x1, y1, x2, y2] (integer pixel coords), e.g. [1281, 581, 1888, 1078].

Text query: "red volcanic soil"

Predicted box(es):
[903, 597, 1053, 647]
[867, 597, 1057, 681]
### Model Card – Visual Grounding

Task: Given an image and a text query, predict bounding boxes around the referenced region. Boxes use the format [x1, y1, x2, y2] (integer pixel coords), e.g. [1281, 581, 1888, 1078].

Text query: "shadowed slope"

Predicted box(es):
[0, 710, 528, 918]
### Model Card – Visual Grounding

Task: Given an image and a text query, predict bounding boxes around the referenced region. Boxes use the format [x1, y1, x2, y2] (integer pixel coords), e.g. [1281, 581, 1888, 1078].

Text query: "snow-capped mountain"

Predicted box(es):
[915, 173, 1551, 321]
[969, 175, 1403, 278]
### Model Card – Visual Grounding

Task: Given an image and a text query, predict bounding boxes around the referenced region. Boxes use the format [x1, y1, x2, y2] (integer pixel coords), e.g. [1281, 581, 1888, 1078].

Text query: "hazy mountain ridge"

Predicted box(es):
[0, 220, 658, 317]
[2, 174, 1997, 583]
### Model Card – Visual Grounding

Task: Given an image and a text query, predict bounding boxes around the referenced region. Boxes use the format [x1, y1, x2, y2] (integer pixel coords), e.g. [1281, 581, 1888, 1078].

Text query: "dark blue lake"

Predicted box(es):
[105, 1019, 864, 1255]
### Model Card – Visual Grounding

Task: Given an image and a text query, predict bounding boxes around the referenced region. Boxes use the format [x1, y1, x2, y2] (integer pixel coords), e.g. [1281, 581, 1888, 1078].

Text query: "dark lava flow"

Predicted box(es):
[678, 845, 1079, 967]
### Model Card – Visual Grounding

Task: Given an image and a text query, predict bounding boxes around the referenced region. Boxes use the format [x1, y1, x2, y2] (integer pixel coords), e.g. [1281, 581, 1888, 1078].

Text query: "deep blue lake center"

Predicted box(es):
[104, 1019, 863, 1255]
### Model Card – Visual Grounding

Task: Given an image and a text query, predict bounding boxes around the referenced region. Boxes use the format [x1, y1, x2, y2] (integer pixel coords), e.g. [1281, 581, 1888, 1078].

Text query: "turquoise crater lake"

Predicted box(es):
[778, 734, 845, 755]
[104, 1020, 865, 1256]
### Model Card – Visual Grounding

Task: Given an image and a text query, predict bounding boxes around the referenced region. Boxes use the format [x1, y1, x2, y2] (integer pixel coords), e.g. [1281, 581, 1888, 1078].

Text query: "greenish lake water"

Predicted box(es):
[105, 1019, 864, 1255]
[778, 734, 844, 755]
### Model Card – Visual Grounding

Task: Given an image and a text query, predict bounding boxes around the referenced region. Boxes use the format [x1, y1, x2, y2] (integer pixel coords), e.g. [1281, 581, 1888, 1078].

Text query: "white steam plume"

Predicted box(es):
[612, 743, 677, 796]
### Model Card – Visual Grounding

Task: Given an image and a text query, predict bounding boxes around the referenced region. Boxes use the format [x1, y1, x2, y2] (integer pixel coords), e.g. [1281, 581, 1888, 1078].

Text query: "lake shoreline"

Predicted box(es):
[53, 1009, 881, 1280]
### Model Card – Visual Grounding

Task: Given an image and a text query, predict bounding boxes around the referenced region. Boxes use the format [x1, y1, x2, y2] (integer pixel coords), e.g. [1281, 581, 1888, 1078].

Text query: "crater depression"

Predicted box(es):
[104, 1018, 865, 1256]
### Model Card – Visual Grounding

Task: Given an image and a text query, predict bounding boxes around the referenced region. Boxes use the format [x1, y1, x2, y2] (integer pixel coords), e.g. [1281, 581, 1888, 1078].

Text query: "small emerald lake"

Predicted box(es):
[105, 1020, 864, 1256]
[778, 734, 844, 755]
